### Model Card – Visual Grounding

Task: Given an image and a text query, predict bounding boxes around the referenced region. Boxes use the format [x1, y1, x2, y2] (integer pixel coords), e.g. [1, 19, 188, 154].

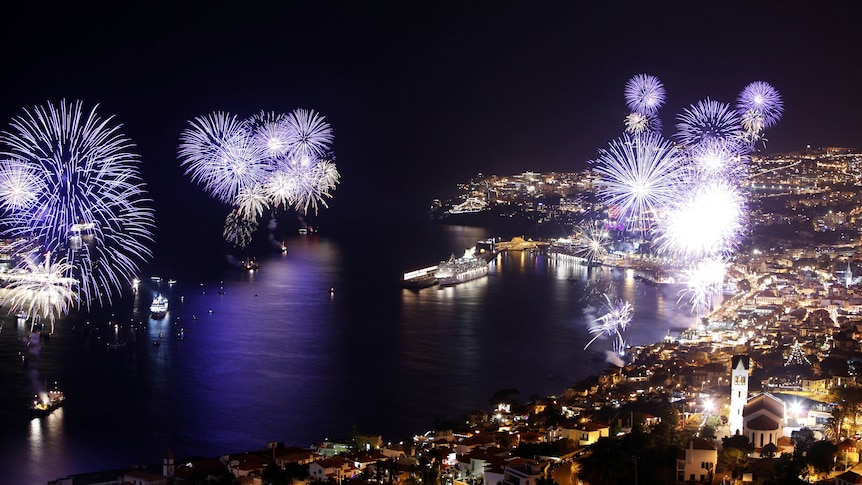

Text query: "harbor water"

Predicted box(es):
[0, 223, 696, 484]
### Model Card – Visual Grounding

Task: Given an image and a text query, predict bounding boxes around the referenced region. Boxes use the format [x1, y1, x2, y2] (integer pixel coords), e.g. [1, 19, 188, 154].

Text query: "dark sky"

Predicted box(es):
[1, 1, 860, 245]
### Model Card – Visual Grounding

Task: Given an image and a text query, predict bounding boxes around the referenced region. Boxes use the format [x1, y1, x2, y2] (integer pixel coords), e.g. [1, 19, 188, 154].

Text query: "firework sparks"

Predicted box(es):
[0, 100, 155, 308]
[178, 112, 271, 204]
[585, 294, 633, 357]
[654, 178, 746, 261]
[624, 74, 666, 116]
[675, 97, 743, 148]
[282, 108, 334, 159]
[223, 209, 258, 248]
[624, 111, 663, 135]
[592, 132, 687, 231]
[5, 252, 78, 333]
[736, 81, 783, 131]
[677, 258, 727, 317]
[575, 220, 611, 264]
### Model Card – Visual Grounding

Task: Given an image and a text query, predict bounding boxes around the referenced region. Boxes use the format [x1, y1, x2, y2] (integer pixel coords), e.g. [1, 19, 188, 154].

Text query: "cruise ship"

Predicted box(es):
[150, 294, 168, 319]
[435, 247, 489, 286]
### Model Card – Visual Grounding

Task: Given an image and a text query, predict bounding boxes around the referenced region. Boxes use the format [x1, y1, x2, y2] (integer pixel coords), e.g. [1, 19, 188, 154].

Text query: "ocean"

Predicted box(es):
[0, 222, 697, 484]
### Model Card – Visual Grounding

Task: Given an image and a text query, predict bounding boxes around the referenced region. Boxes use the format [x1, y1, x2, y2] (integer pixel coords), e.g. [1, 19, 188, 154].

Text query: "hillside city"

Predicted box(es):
[53, 147, 862, 485]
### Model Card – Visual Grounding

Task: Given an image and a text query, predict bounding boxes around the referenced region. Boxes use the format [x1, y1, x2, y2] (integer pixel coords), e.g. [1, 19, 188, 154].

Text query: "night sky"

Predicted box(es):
[1, 1, 860, 259]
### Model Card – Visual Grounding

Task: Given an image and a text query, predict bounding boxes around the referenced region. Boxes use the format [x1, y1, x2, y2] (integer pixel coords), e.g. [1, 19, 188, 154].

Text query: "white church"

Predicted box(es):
[728, 355, 797, 452]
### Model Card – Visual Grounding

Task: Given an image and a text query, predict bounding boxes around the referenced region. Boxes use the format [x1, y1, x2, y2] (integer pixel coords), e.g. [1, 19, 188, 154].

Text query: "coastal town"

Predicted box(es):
[49, 147, 862, 485]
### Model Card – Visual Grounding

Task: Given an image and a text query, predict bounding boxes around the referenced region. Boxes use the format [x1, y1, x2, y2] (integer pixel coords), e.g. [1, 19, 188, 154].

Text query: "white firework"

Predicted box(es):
[234, 184, 270, 222]
[575, 220, 611, 264]
[677, 258, 727, 317]
[585, 294, 633, 356]
[282, 156, 341, 214]
[178, 111, 271, 204]
[5, 251, 78, 333]
[654, 178, 746, 261]
[282, 108, 334, 159]
[624, 111, 662, 135]
[0, 158, 44, 211]
[592, 132, 687, 231]
[687, 138, 748, 183]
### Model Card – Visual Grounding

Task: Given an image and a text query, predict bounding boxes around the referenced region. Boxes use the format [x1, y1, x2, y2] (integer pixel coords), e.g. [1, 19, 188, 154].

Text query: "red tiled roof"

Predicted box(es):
[746, 414, 780, 431]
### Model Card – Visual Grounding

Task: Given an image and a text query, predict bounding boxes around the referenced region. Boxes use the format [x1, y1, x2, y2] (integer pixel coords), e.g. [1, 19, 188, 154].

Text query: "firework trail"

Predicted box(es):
[677, 258, 727, 317]
[0, 100, 155, 309]
[585, 293, 633, 357]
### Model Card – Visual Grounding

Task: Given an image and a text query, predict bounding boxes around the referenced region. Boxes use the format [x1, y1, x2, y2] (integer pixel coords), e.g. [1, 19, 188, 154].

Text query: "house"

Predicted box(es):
[309, 456, 357, 483]
[836, 470, 862, 485]
[501, 458, 548, 485]
[120, 470, 168, 485]
[675, 437, 716, 484]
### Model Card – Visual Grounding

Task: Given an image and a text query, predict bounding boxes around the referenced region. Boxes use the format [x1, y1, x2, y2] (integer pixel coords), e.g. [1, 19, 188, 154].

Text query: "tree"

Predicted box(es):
[790, 428, 816, 457]
[806, 440, 838, 475]
[701, 425, 717, 441]
[719, 435, 754, 478]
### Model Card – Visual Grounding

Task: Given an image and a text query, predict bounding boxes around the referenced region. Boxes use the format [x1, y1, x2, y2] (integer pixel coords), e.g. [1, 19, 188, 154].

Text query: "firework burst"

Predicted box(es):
[654, 178, 746, 261]
[677, 258, 727, 317]
[686, 138, 748, 182]
[0, 100, 155, 308]
[736, 81, 783, 130]
[592, 132, 687, 231]
[624, 111, 662, 135]
[675, 97, 743, 148]
[282, 108, 334, 159]
[624, 74, 666, 115]
[5, 251, 78, 333]
[178, 112, 271, 204]
[575, 219, 611, 264]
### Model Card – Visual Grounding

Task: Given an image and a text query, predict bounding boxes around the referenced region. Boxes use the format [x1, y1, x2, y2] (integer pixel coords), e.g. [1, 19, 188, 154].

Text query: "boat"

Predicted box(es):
[150, 294, 168, 318]
[401, 265, 439, 290]
[30, 382, 65, 418]
[434, 247, 489, 286]
[241, 258, 259, 271]
[168, 278, 177, 285]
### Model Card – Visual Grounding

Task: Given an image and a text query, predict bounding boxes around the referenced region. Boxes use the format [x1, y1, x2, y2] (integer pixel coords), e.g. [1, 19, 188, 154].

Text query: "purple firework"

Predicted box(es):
[736, 81, 783, 130]
[624, 111, 663, 135]
[624, 74, 666, 115]
[675, 98, 743, 148]
[0, 99, 155, 309]
[178, 112, 271, 204]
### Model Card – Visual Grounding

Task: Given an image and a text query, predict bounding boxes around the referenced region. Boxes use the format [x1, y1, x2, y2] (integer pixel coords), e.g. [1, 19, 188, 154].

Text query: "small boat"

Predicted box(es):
[30, 382, 65, 418]
[241, 258, 259, 271]
[168, 279, 177, 285]
[298, 228, 308, 235]
[150, 276, 162, 282]
[150, 294, 168, 318]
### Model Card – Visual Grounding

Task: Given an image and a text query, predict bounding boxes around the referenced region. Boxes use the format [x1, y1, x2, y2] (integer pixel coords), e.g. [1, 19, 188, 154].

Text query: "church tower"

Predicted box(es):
[163, 448, 174, 478]
[729, 355, 750, 436]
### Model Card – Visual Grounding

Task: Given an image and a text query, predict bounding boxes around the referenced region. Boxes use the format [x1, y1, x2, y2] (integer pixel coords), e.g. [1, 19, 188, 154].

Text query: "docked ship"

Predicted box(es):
[150, 294, 168, 318]
[435, 247, 490, 286]
[30, 382, 65, 418]
[401, 265, 439, 290]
